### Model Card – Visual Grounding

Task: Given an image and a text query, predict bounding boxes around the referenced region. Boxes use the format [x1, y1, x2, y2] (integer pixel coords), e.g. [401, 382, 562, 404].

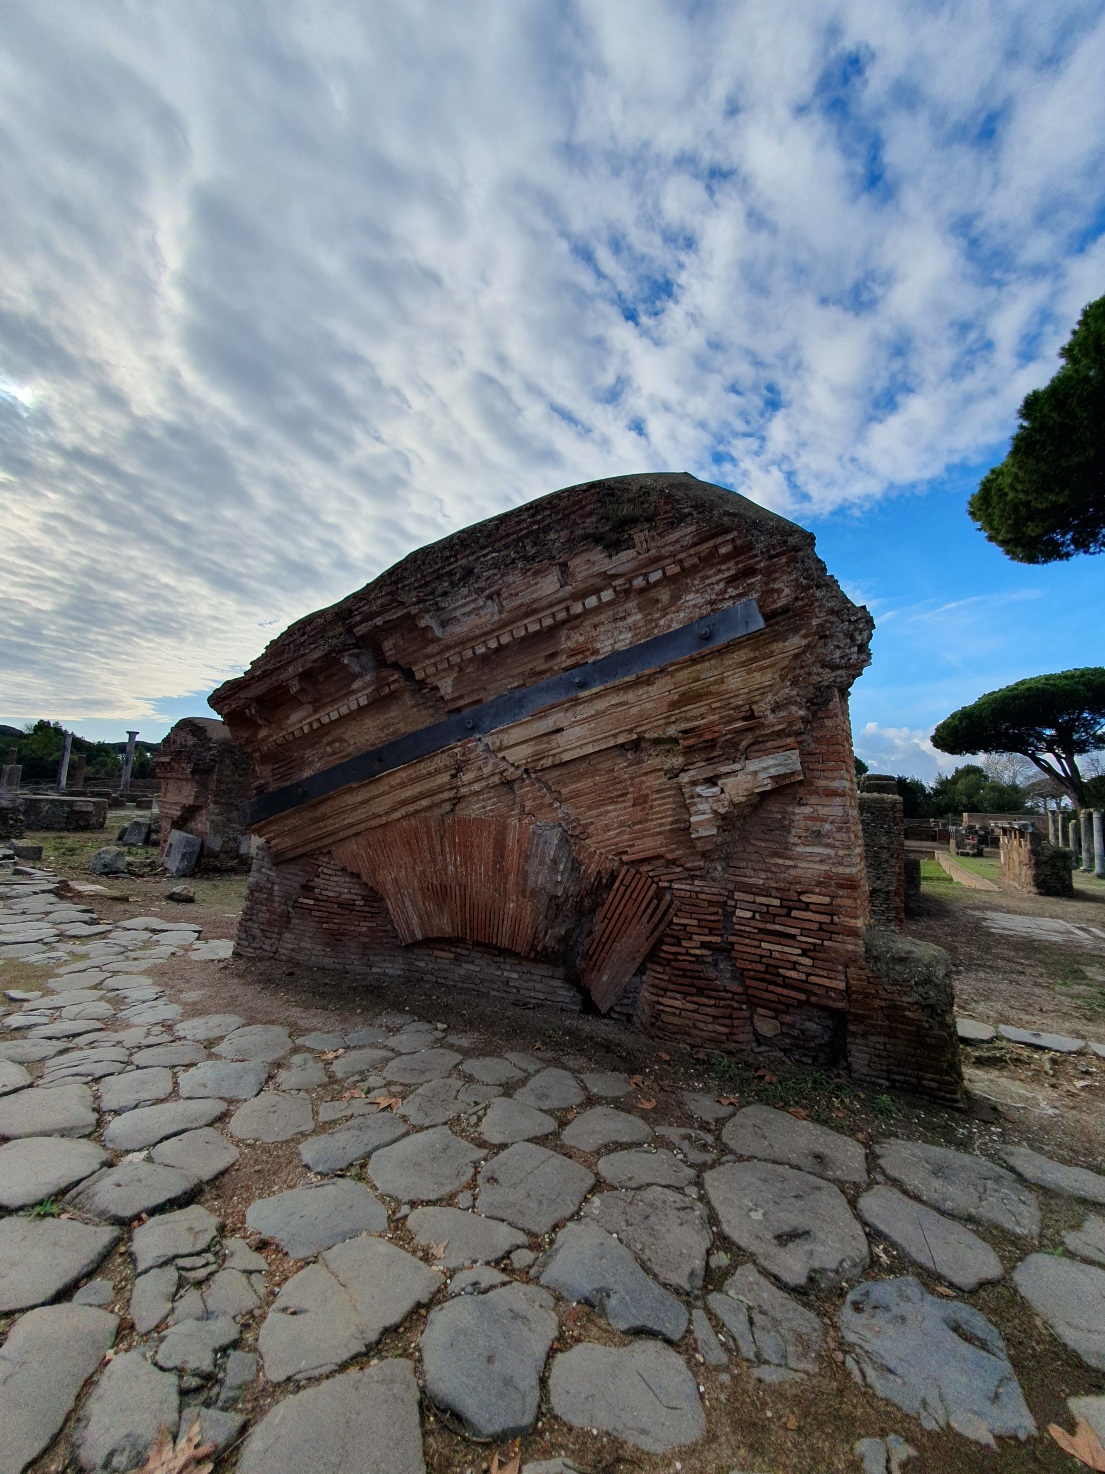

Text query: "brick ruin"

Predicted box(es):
[999, 824, 1074, 897]
[212, 473, 962, 1101]
[155, 718, 254, 868]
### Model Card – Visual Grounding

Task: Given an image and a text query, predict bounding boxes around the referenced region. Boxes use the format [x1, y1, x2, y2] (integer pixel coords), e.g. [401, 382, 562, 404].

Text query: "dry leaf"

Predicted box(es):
[1048, 1417, 1105, 1471]
[628, 1074, 645, 1087]
[755, 1068, 778, 1084]
[786, 1107, 809, 1120]
[429, 1241, 448, 1261]
[658, 1051, 671, 1061]
[637, 1097, 657, 1110]
[718, 1095, 739, 1107]
[340, 1089, 361, 1101]
[369, 1094, 402, 1113]
[128, 1422, 216, 1474]
[490, 1441, 522, 1474]
[932, 1285, 956, 1297]
[783, 1414, 799, 1430]
[319, 1049, 345, 1060]
[831, 1109, 847, 1118]
[531, 1042, 543, 1050]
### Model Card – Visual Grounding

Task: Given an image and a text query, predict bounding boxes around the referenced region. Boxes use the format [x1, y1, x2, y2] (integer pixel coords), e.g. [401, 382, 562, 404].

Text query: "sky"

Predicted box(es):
[1, 1, 1103, 782]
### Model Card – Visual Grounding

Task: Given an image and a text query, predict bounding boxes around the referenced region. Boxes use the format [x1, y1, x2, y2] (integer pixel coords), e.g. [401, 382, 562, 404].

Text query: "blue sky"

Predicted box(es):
[1, 2, 1103, 780]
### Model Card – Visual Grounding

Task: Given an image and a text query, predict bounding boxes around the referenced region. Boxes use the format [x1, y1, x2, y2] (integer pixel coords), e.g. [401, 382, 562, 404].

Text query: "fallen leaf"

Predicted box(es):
[855, 1131, 871, 1145]
[718, 1095, 739, 1107]
[563, 1108, 578, 1120]
[127, 1422, 216, 1474]
[637, 1098, 657, 1110]
[1048, 1417, 1105, 1471]
[429, 1241, 448, 1261]
[490, 1441, 522, 1474]
[531, 1042, 543, 1050]
[340, 1089, 361, 1101]
[786, 1107, 809, 1120]
[628, 1074, 645, 1087]
[783, 1414, 798, 1430]
[369, 1094, 402, 1113]
[319, 1049, 345, 1060]
[932, 1285, 956, 1297]
[755, 1068, 778, 1084]
[658, 1051, 671, 1061]
[831, 1109, 847, 1119]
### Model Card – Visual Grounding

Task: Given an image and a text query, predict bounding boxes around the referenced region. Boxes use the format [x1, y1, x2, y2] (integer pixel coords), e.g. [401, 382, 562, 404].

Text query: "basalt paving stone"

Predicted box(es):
[581, 1070, 631, 1097]
[0, 1216, 121, 1313]
[560, 1106, 652, 1153]
[1013, 1253, 1105, 1369]
[549, 1340, 706, 1454]
[0, 1058, 30, 1095]
[1064, 1214, 1105, 1265]
[693, 1305, 728, 1367]
[235, 1360, 425, 1474]
[369, 1125, 484, 1201]
[399, 1076, 500, 1127]
[406, 1206, 528, 1268]
[229, 1091, 314, 1142]
[421, 1280, 558, 1438]
[877, 1141, 1041, 1238]
[461, 1056, 526, 1085]
[1000, 1144, 1105, 1205]
[299, 1116, 408, 1173]
[215, 1024, 293, 1062]
[859, 1186, 1004, 1291]
[131, 1041, 207, 1068]
[448, 1265, 510, 1296]
[178, 1059, 269, 1100]
[682, 1090, 734, 1122]
[708, 1263, 824, 1379]
[131, 1266, 179, 1334]
[276, 1055, 328, 1090]
[477, 1141, 595, 1235]
[155, 1313, 239, 1374]
[246, 1180, 387, 1258]
[0, 1304, 119, 1474]
[67, 1161, 201, 1223]
[538, 1222, 687, 1340]
[0, 1038, 62, 1063]
[29, 1019, 106, 1040]
[723, 1104, 868, 1182]
[386, 1024, 443, 1054]
[587, 1185, 711, 1294]
[0, 1135, 109, 1208]
[513, 1067, 584, 1111]
[502, 1050, 544, 1074]
[103, 1098, 227, 1151]
[98, 1067, 173, 1112]
[597, 1147, 695, 1189]
[204, 1265, 262, 1318]
[999, 1024, 1086, 1053]
[296, 1030, 348, 1051]
[479, 1096, 557, 1144]
[345, 1026, 390, 1047]
[840, 1276, 1036, 1445]
[329, 1046, 394, 1079]
[132, 1205, 220, 1273]
[382, 1049, 463, 1085]
[705, 1161, 869, 1290]
[318, 1094, 388, 1123]
[0, 1080, 98, 1138]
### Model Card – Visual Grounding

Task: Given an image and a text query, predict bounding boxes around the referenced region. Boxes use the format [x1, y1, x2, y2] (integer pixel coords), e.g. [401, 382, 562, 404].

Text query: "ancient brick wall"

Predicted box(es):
[155, 718, 253, 867]
[19, 796, 107, 831]
[999, 825, 1074, 898]
[858, 790, 905, 930]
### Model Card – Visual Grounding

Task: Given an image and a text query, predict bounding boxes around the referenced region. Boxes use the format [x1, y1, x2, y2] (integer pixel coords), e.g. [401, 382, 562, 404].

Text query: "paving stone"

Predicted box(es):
[67, 1161, 200, 1223]
[150, 1127, 240, 1182]
[406, 1206, 528, 1267]
[131, 1041, 207, 1068]
[1068, 1396, 1105, 1445]
[299, 1115, 408, 1173]
[399, 1076, 499, 1126]
[479, 1096, 558, 1143]
[859, 1185, 1003, 1291]
[653, 1125, 714, 1165]
[318, 1094, 387, 1123]
[0, 1135, 108, 1209]
[477, 1141, 595, 1233]
[97, 1067, 173, 1113]
[461, 1056, 525, 1085]
[422, 1280, 557, 1438]
[0, 1039, 61, 1063]
[132, 1205, 220, 1274]
[560, 1105, 652, 1153]
[839, 1276, 1036, 1445]
[345, 1026, 390, 1047]
[215, 1024, 293, 1062]
[597, 1147, 694, 1188]
[957, 1018, 997, 1043]
[276, 1055, 327, 1090]
[155, 1313, 238, 1375]
[999, 1144, 1105, 1206]
[692, 1305, 728, 1366]
[383, 1049, 463, 1085]
[180, 1407, 245, 1453]
[204, 1267, 262, 1318]
[854, 1434, 918, 1474]
[246, 1180, 387, 1258]
[538, 1222, 687, 1339]
[104, 1098, 227, 1151]
[0, 1216, 121, 1313]
[42, 1056, 127, 1084]
[291, 1030, 345, 1051]
[224, 1238, 269, 1273]
[548, 1340, 706, 1453]
[707, 1264, 824, 1378]
[0, 1060, 32, 1099]
[721, 1103, 867, 1183]
[0, 1304, 118, 1474]
[876, 1140, 1040, 1238]
[329, 1046, 394, 1079]
[999, 1025, 1085, 1053]
[513, 1067, 584, 1111]
[0, 1080, 97, 1139]
[386, 1024, 440, 1054]
[178, 1059, 269, 1100]
[176, 1013, 244, 1042]
[229, 1091, 313, 1142]
[369, 1125, 484, 1200]
[682, 1090, 733, 1122]
[122, 1002, 183, 1028]
[1064, 1214, 1105, 1265]
[235, 1361, 424, 1474]
[705, 1160, 869, 1290]
[1013, 1253, 1105, 1369]
[130, 1266, 178, 1334]
[502, 1050, 544, 1073]
[587, 1184, 711, 1293]
[217, 1346, 258, 1406]
[448, 1264, 511, 1295]
[581, 1070, 631, 1097]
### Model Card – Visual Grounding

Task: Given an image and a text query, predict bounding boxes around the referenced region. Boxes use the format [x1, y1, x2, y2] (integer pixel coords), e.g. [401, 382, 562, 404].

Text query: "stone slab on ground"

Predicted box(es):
[0, 1304, 117, 1474]
[705, 1160, 869, 1289]
[421, 1281, 557, 1438]
[299, 1116, 408, 1173]
[369, 1126, 484, 1201]
[77, 1348, 180, 1472]
[329, 1046, 393, 1079]
[587, 1184, 711, 1293]
[721, 1103, 868, 1183]
[132, 1205, 219, 1274]
[597, 1147, 695, 1189]
[215, 1024, 293, 1062]
[229, 1091, 314, 1142]
[560, 1106, 652, 1153]
[707, 1263, 824, 1377]
[383, 1049, 463, 1085]
[681, 1090, 733, 1122]
[1013, 1253, 1105, 1370]
[154, 1313, 238, 1374]
[1064, 1215, 1105, 1265]
[0, 1059, 31, 1095]
[479, 1096, 557, 1144]
[548, 1340, 706, 1454]
[398, 1077, 499, 1127]
[406, 1206, 528, 1268]
[859, 1185, 1003, 1291]
[0, 1216, 121, 1314]
[876, 1140, 1040, 1238]
[66, 1161, 200, 1223]
[999, 1025, 1085, 1053]
[692, 1305, 728, 1366]
[178, 1060, 269, 1100]
[204, 1266, 262, 1318]
[0, 1135, 108, 1209]
[103, 1098, 227, 1151]
[957, 1018, 997, 1043]
[151, 1128, 240, 1182]
[581, 1070, 631, 1097]
[131, 1042, 206, 1068]
[1069, 1397, 1105, 1446]
[246, 1180, 387, 1259]
[840, 1276, 1035, 1446]
[1000, 1145, 1105, 1206]
[97, 1067, 173, 1113]
[476, 1141, 595, 1234]
[0, 1081, 97, 1139]
[130, 1266, 178, 1334]
[461, 1056, 525, 1085]
[176, 1013, 244, 1042]
[538, 1223, 687, 1340]
[512, 1067, 584, 1111]
[235, 1361, 425, 1474]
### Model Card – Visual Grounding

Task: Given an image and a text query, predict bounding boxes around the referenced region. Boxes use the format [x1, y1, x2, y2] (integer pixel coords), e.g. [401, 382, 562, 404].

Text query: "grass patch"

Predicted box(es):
[951, 855, 1001, 880]
[919, 860, 954, 885]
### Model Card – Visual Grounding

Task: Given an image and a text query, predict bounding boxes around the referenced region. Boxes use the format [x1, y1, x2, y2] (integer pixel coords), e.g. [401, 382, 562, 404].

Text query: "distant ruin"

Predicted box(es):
[155, 718, 253, 869]
[213, 473, 961, 1101]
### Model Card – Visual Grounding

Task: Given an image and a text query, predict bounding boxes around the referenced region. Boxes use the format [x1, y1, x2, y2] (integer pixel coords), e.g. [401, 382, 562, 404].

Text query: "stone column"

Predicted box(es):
[55, 731, 72, 792]
[0, 748, 19, 792]
[1047, 806, 1059, 846]
[68, 753, 87, 789]
[1067, 814, 1081, 866]
[120, 730, 139, 795]
[1094, 811, 1105, 881]
[1082, 809, 1095, 873]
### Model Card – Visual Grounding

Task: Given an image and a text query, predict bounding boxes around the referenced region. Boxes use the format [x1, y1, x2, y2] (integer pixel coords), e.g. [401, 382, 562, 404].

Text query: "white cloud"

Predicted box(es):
[1, 0, 1103, 715]
[853, 722, 947, 783]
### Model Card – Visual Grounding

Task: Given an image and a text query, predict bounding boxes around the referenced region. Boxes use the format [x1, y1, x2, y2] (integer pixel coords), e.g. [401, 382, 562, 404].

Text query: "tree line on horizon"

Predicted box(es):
[1, 720, 159, 785]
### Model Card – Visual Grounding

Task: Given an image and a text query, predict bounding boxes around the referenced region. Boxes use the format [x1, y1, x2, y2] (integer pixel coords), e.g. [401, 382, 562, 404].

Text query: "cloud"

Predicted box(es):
[1, 0, 1104, 716]
[853, 722, 948, 783]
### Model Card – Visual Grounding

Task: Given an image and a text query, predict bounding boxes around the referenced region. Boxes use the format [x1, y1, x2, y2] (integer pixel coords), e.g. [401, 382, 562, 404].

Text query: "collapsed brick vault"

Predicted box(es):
[212, 473, 961, 1100]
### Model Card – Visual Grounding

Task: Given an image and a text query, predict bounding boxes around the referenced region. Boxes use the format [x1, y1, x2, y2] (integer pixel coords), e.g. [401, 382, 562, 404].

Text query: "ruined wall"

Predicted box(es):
[19, 796, 107, 831]
[857, 787, 905, 931]
[999, 825, 1074, 898]
[155, 718, 253, 866]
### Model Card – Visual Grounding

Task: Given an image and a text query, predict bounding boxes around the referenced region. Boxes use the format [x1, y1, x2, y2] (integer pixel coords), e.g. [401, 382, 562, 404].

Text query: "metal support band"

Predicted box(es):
[244, 598, 765, 826]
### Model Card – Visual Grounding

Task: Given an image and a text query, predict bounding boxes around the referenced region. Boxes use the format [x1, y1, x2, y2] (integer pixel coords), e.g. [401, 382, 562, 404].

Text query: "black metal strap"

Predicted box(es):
[244, 598, 765, 825]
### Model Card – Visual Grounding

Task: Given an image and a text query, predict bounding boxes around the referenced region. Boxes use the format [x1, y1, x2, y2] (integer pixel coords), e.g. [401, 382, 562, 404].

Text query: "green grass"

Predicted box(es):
[950, 855, 1001, 880]
[919, 859, 954, 885]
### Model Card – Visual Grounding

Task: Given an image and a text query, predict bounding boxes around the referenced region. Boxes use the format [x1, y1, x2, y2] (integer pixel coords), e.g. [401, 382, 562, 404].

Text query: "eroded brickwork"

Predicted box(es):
[858, 789, 906, 930]
[155, 718, 253, 867]
[999, 825, 1074, 898]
